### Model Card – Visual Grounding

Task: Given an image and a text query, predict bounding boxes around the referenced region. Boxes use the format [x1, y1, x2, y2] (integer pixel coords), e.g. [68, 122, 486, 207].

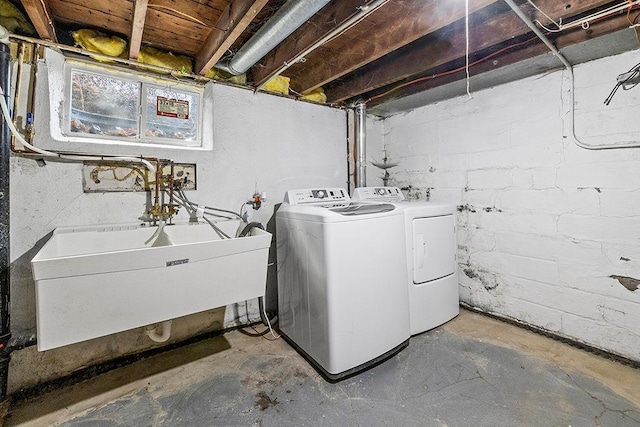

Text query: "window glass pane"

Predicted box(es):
[70, 70, 140, 137]
[144, 86, 199, 141]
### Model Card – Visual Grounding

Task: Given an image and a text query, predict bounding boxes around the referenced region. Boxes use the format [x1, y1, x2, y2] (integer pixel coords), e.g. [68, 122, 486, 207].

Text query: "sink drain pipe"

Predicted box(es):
[0, 32, 11, 400]
[145, 320, 173, 343]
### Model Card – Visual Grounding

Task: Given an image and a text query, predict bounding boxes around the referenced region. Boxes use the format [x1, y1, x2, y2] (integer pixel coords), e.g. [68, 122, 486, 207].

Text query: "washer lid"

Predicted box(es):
[328, 202, 396, 216]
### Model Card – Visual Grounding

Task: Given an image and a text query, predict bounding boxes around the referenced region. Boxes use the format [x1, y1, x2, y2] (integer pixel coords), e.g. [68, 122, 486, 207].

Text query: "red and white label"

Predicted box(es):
[156, 96, 189, 119]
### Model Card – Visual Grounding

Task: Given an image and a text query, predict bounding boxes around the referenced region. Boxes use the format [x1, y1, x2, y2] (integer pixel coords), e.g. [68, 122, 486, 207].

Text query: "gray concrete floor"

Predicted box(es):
[5, 309, 640, 426]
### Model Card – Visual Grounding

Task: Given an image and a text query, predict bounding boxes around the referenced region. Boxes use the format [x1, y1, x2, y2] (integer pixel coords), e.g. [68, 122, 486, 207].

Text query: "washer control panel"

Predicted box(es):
[352, 187, 404, 201]
[285, 188, 350, 205]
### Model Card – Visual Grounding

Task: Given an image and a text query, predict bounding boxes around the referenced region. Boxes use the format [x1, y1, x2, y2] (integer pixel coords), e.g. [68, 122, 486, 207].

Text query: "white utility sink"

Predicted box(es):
[31, 220, 271, 351]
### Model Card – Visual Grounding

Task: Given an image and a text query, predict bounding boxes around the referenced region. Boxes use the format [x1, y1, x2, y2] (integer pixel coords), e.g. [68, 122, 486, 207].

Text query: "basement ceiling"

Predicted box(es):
[12, 0, 640, 116]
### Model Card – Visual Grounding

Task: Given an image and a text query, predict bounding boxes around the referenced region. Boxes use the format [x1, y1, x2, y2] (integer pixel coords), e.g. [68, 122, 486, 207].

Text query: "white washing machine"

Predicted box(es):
[353, 187, 459, 335]
[276, 188, 410, 380]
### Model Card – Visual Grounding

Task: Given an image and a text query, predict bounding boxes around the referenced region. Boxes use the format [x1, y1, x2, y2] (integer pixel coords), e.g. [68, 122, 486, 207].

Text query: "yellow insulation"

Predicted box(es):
[262, 76, 290, 95]
[72, 29, 127, 62]
[137, 46, 193, 74]
[300, 87, 327, 103]
[204, 68, 247, 85]
[0, 0, 34, 35]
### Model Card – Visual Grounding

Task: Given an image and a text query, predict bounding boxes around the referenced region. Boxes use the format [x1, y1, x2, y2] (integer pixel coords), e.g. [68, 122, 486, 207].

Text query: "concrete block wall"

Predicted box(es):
[382, 49, 640, 361]
[8, 49, 348, 393]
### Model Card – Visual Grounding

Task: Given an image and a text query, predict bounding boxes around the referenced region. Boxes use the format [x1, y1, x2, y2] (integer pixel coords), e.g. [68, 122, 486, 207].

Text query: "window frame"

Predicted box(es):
[63, 62, 204, 148]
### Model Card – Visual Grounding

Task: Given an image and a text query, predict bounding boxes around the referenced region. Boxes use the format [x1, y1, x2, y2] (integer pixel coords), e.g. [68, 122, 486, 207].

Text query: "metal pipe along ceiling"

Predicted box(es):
[503, 0, 640, 150]
[215, 0, 331, 76]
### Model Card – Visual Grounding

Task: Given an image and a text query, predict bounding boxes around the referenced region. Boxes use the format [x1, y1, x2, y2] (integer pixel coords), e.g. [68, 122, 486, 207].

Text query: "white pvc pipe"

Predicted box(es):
[503, 0, 640, 150]
[144, 320, 172, 343]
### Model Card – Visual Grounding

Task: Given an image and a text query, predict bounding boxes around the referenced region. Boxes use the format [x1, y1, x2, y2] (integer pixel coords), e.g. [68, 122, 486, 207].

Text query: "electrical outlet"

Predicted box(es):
[83, 162, 196, 192]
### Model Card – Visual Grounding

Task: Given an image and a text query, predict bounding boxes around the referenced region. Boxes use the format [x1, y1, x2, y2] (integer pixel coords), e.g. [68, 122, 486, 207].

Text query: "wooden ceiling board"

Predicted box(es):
[251, 0, 371, 87]
[365, 11, 636, 107]
[17, 0, 640, 108]
[145, 0, 227, 29]
[129, 0, 148, 59]
[325, 0, 618, 103]
[143, 8, 209, 42]
[140, 26, 204, 57]
[20, 0, 58, 41]
[50, 0, 134, 21]
[195, 0, 270, 75]
[286, 0, 500, 94]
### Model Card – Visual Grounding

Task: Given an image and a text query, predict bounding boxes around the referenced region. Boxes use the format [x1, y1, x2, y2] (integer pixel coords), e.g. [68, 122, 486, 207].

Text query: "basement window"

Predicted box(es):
[64, 65, 202, 147]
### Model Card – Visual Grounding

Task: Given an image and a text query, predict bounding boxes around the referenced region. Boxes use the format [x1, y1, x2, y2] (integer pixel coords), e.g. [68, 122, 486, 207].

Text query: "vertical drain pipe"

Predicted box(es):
[0, 31, 12, 400]
[354, 100, 366, 188]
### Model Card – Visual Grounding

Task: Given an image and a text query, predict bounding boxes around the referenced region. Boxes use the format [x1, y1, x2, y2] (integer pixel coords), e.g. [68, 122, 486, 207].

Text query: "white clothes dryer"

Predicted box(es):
[352, 187, 459, 335]
[276, 188, 410, 380]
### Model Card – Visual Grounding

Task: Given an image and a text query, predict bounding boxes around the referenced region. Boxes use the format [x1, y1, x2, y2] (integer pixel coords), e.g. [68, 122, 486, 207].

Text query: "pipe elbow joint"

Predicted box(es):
[144, 320, 173, 343]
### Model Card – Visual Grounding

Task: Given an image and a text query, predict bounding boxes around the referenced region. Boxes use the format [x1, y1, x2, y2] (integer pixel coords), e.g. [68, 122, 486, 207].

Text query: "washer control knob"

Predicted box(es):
[376, 188, 386, 195]
[317, 190, 325, 199]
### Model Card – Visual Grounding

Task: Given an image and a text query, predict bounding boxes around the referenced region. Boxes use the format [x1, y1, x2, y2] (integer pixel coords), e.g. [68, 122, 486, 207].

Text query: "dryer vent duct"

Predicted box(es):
[215, 0, 331, 75]
[354, 99, 366, 188]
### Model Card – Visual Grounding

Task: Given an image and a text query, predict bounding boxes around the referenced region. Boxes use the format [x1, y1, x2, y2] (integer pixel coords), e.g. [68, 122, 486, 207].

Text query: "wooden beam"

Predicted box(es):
[287, 0, 500, 95]
[144, 0, 227, 29]
[365, 13, 634, 108]
[325, 0, 615, 103]
[129, 0, 148, 60]
[251, 0, 371, 87]
[195, 0, 270, 76]
[20, 0, 57, 42]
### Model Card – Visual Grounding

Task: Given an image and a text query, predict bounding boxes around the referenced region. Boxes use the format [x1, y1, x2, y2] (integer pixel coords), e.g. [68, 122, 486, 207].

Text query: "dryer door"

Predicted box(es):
[412, 215, 456, 284]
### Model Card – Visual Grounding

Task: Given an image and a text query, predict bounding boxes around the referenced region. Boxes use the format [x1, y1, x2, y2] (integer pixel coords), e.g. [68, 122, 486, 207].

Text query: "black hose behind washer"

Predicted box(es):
[238, 222, 264, 237]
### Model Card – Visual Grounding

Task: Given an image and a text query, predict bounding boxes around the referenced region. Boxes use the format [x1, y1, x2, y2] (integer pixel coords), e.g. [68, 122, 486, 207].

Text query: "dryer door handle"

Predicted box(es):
[415, 234, 427, 269]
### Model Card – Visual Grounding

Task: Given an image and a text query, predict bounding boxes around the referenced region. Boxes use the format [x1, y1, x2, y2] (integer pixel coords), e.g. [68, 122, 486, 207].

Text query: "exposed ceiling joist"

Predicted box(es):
[366, 12, 636, 108]
[286, 0, 500, 94]
[129, 0, 148, 60]
[14, 0, 640, 114]
[326, 0, 616, 103]
[20, 0, 58, 42]
[195, 0, 270, 76]
[252, 0, 371, 87]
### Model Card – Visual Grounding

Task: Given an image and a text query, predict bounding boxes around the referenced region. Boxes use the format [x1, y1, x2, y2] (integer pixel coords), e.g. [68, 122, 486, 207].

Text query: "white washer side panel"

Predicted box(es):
[412, 215, 456, 284]
[276, 217, 328, 358]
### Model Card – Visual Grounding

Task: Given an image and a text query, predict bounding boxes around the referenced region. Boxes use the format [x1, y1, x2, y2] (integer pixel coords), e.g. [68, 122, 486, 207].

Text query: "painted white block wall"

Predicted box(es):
[383, 49, 640, 362]
[8, 50, 347, 392]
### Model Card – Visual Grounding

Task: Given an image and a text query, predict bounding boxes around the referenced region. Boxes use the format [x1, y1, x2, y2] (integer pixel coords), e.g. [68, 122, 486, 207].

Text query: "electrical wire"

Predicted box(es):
[365, 36, 539, 104]
[527, 0, 640, 32]
[528, 0, 562, 32]
[260, 297, 280, 340]
[604, 61, 640, 105]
